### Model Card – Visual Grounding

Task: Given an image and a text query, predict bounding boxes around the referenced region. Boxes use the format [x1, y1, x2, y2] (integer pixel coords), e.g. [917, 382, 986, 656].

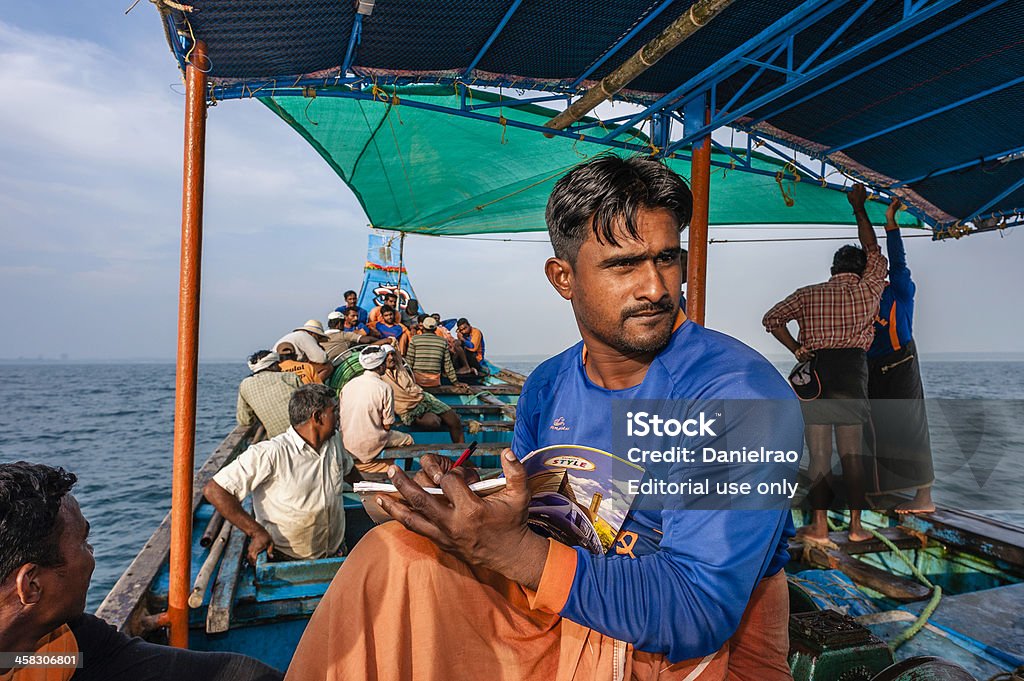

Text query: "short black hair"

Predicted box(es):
[546, 154, 693, 264]
[457, 318, 470, 327]
[832, 245, 867, 276]
[383, 292, 397, 300]
[380, 304, 395, 315]
[1, 462, 78, 582]
[288, 384, 336, 426]
[417, 313, 427, 323]
[247, 349, 272, 366]
[344, 290, 357, 298]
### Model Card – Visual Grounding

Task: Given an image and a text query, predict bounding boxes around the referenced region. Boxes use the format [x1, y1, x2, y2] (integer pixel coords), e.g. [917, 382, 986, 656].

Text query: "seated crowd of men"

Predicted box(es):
[218, 293, 487, 564]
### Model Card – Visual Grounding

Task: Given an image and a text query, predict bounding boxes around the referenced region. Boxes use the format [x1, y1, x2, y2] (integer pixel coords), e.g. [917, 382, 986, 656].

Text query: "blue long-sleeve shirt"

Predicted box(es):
[868, 229, 916, 358]
[512, 314, 803, 662]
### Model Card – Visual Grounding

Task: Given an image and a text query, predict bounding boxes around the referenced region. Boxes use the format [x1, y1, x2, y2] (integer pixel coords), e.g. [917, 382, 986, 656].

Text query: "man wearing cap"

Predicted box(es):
[205, 384, 360, 562]
[322, 312, 387, 362]
[275, 320, 334, 384]
[275, 320, 331, 364]
[339, 346, 414, 474]
[381, 349, 464, 444]
[405, 316, 460, 387]
[237, 351, 303, 438]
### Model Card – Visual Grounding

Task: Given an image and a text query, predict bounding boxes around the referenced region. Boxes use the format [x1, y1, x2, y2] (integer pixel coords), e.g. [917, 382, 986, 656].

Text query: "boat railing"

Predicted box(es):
[95, 420, 262, 634]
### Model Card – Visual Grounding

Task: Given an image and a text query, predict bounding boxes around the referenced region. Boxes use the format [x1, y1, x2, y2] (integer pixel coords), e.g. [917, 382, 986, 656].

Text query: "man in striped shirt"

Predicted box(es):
[406, 317, 461, 387]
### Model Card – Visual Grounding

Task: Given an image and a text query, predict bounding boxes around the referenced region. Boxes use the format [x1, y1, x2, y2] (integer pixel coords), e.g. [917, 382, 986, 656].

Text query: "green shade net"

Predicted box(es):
[262, 86, 917, 235]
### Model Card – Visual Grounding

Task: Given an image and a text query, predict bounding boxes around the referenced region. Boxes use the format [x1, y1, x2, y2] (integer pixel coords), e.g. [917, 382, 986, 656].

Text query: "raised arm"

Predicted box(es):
[884, 199, 915, 297]
[847, 184, 878, 250]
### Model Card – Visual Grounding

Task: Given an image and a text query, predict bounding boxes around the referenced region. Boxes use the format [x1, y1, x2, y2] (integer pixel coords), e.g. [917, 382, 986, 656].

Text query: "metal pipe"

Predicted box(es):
[545, 0, 735, 132]
[686, 103, 711, 326]
[169, 39, 208, 649]
[199, 509, 224, 548]
[188, 521, 232, 609]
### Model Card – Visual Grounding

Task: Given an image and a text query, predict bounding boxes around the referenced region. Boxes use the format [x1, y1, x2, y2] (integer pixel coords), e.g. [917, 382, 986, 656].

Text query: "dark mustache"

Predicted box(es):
[621, 298, 676, 320]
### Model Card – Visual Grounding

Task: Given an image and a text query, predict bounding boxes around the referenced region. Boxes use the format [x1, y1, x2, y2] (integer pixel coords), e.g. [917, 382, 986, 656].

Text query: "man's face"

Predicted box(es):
[345, 310, 359, 327]
[382, 309, 395, 324]
[345, 293, 358, 307]
[315, 400, 340, 440]
[383, 295, 397, 308]
[457, 322, 470, 336]
[385, 352, 397, 370]
[556, 207, 682, 355]
[38, 496, 95, 624]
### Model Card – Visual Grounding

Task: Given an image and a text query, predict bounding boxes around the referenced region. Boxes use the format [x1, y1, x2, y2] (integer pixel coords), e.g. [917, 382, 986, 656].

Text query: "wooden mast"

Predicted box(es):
[169, 39, 208, 649]
[686, 100, 711, 326]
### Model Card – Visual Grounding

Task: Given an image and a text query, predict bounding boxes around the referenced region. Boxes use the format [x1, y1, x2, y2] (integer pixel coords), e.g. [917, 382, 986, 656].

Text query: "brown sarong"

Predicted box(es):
[284, 523, 792, 681]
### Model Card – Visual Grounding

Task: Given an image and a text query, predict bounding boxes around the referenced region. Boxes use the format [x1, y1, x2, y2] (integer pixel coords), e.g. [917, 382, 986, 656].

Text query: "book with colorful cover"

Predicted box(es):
[354, 444, 643, 554]
[521, 444, 643, 554]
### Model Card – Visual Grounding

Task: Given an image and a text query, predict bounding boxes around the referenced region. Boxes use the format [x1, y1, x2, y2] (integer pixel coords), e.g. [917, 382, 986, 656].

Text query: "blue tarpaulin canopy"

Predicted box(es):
[155, 0, 1024, 238]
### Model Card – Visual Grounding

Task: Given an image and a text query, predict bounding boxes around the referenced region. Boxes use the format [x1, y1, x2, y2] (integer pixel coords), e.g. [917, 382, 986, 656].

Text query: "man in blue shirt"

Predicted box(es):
[867, 199, 934, 512]
[287, 156, 802, 681]
[335, 289, 368, 325]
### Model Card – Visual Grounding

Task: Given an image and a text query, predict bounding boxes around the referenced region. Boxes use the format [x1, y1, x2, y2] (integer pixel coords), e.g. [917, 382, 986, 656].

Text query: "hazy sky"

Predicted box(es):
[2, 8, 1022, 362]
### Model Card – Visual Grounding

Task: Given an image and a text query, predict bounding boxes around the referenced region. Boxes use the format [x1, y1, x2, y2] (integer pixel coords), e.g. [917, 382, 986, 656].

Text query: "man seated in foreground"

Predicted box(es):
[285, 156, 802, 681]
[237, 351, 303, 438]
[381, 348, 464, 444]
[205, 384, 359, 562]
[0, 462, 281, 681]
[339, 346, 414, 474]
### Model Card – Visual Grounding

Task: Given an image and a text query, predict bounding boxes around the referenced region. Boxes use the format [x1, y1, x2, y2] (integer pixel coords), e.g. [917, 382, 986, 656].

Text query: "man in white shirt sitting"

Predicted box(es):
[340, 346, 414, 474]
[204, 384, 360, 562]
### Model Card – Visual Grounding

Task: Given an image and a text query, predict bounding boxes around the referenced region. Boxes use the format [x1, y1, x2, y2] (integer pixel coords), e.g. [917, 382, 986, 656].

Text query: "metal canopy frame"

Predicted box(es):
[160, 0, 1023, 240]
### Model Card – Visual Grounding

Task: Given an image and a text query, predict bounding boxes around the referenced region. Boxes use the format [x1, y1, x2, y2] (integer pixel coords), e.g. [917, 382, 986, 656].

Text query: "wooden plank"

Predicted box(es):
[466, 419, 515, 433]
[430, 383, 521, 396]
[885, 504, 1024, 568]
[803, 545, 932, 602]
[206, 524, 245, 634]
[492, 369, 527, 387]
[450, 404, 506, 414]
[95, 421, 259, 633]
[789, 527, 925, 557]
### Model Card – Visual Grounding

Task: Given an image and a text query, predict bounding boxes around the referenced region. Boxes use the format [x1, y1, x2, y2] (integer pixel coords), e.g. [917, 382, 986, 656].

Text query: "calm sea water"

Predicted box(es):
[0, 360, 1022, 611]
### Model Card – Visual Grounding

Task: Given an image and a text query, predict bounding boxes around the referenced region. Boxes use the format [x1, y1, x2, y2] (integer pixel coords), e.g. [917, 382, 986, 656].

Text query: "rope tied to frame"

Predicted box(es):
[826, 515, 942, 652]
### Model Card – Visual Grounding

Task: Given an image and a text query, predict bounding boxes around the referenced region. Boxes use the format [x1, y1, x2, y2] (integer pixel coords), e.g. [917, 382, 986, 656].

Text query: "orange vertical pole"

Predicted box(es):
[686, 104, 711, 326]
[168, 40, 208, 649]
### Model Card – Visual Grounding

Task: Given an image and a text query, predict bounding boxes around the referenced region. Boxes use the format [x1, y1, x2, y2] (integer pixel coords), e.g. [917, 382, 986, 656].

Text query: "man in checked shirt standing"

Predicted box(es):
[763, 184, 887, 543]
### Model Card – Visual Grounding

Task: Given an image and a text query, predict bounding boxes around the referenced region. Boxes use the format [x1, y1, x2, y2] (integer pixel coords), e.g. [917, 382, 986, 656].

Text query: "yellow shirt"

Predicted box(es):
[0, 625, 77, 681]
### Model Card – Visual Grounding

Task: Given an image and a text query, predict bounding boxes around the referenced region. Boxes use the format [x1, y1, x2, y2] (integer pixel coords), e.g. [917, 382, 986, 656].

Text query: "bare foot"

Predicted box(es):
[895, 499, 936, 514]
[796, 525, 830, 542]
[847, 528, 873, 542]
